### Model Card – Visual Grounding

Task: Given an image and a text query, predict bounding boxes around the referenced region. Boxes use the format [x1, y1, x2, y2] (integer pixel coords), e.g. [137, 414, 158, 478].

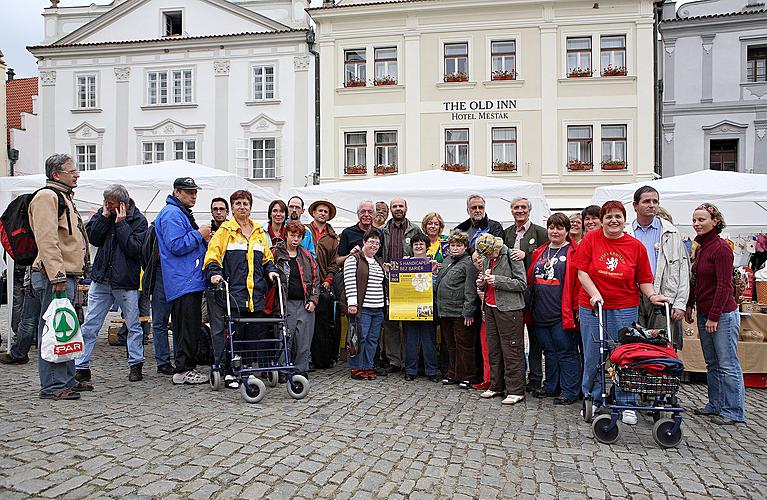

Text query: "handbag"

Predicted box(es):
[346, 314, 360, 357]
[40, 292, 84, 363]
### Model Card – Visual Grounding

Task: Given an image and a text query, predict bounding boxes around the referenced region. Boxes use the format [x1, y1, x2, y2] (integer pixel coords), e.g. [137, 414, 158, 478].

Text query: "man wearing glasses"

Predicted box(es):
[455, 194, 504, 251]
[28, 153, 91, 400]
[209, 197, 230, 234]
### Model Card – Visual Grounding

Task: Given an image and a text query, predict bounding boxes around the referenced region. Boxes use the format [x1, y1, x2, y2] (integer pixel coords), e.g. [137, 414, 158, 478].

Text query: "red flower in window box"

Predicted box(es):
[443, 72, 469, 83]
[344, 76, 366, 88]
[374, 164, 397, 175]
[373, 76, 397, 86]
[567, 67, 593, 78]
[602, 65, 627, 77]
[492, 161, 517, 172]
[441, 163, 468, 172]
[567, 159, 593, 171]
[601, 160, 627, 170]
[491, 70, 517, 81]
[345, 164, 367, 175]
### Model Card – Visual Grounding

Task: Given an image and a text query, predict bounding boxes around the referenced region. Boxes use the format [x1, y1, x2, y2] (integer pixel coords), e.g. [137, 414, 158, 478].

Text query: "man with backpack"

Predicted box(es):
[28, 153, 90, 400]
[141, 220, 175, 375]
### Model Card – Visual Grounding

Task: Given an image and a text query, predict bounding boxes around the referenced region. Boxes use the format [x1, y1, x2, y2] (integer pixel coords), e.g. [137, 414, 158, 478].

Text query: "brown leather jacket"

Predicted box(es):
[308, 221, 340, 284]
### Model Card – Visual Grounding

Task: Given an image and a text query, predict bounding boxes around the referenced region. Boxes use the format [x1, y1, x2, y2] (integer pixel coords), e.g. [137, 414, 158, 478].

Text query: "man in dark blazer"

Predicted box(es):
[502, 197, 548, 393]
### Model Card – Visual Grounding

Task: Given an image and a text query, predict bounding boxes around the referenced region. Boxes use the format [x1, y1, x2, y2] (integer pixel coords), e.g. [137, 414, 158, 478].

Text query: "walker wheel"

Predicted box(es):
[592, 414, 621, 445]
[652, 418, 683, 449]
[266, 370, 280, 388]
[582, 400, 594, 423]
[286, 374, 310, 400]
[240, 375, 266, 403]
[210, 371, 223, 391]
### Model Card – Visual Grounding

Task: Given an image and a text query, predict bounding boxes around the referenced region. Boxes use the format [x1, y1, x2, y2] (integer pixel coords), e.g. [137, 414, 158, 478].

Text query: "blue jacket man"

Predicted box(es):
[154, 177, 211, 385]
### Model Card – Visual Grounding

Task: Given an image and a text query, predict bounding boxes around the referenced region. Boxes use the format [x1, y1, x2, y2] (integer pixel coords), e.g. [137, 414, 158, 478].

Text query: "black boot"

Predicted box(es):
[75, 369, 92, 382]
[129, 363, 143, 382]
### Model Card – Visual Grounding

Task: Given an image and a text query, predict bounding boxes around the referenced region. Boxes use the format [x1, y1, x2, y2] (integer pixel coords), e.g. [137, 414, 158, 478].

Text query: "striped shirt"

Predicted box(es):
[344, 255, 385, 308]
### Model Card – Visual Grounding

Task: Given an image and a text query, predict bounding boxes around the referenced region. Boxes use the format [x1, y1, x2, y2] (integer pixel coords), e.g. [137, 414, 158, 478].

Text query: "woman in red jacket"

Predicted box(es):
[685, 203, 745, 425]
[526, 213, 581, 405]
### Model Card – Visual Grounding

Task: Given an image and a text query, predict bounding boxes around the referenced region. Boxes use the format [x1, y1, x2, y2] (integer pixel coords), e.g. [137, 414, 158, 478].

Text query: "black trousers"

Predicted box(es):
[171, 291, 202, 373]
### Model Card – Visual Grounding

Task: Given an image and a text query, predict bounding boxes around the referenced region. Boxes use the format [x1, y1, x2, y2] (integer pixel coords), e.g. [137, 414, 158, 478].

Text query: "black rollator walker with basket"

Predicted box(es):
[209, 276, 310, 403]
[583, 300, 685, 448]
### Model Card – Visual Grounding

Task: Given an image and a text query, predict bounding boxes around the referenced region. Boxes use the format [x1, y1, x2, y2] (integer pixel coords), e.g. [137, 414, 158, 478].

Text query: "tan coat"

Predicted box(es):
[29, 180, 89, 283]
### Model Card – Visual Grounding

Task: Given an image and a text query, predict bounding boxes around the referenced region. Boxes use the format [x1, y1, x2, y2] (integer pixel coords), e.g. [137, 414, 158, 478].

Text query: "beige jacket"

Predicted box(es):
[29, 180, 89, 283]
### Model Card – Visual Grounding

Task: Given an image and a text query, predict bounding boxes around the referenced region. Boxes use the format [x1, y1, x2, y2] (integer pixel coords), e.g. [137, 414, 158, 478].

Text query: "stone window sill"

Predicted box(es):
[140, 103, 198, 110]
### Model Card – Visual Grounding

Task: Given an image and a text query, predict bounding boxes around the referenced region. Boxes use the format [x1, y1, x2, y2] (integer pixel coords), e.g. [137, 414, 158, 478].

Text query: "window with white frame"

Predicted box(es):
[444, 43, 469, 80]
[344, 132, 367, 172]
[747, 46, 767, 83]
[143, 141, 165, 164]
[491, 41, 516, 80]
[600, 35, 626, 75]
[252, 138, 277, 179]
[174, 140, 196, 163]
[344, 49, 366, 86]
[253, 65, 275, 100]
[601, 125, 627, 168]
[374, 47, 397, 85]
[567, 126, 593, 166]
[75, 144, 97, 171]
[163, 11, 182, 36]
[491, 127, 517, 170]
[76, 75, 97, 108]
[445, 128, 469, 167]
[375, 131, 397, 170]
[566, 37, 592, 76]
[147, 69, 192, 104]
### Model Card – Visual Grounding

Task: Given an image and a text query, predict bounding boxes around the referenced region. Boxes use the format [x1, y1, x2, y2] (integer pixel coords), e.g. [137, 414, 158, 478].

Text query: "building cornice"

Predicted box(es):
[660, 10, 767, 35]
[664, 100, 767, 116]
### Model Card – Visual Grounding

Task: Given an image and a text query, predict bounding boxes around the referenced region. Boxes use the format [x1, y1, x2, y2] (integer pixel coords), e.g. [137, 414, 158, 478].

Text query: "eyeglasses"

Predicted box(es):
[60, 169, 79, 175]
[212, 208, 228, 212]
[365, 240, 381, 246]
[470, 205, 485, 210]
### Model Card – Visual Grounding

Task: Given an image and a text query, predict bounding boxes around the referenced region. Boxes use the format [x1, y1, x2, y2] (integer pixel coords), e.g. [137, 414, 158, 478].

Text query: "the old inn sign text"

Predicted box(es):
[444, 99, 518, 120]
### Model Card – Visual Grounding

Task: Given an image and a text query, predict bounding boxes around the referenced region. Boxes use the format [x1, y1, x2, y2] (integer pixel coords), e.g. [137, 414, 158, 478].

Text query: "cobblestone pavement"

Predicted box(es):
[1, 306, 766, 499]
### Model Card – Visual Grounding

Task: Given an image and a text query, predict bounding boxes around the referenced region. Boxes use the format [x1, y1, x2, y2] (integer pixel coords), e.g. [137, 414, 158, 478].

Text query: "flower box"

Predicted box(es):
[567, 160, 593, 171]
[492, 162, 517, 172]
[491, 70, 517, 81]
[443, 72, 469, 83]
[374, 165, 397, 175]
[602, 65, 627, 77]
[344, 165, 367, 175]
[601, 160, 627, 170]
[374, 76, 397, 86]
[344, 77, 366, 88]
[568, 68, 593, 78]
[441, 163, 468, 172]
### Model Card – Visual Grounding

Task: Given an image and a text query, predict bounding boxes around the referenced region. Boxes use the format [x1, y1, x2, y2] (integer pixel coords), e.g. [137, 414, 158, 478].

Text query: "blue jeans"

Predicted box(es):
[403, 321, 438, 377]
[151, 273, 174, 367]
[32, 272, 77, 395]
[698, 310, 745, 422]
[579, 305, 637, 406]
[535, 323, 581, 399]
[76, 281, 145, 369]
[10, 285, 41, 359]
[348, 307, 384, 370]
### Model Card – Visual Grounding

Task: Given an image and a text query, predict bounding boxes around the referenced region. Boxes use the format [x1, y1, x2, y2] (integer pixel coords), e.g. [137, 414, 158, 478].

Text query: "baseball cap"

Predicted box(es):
[173, 177, 200, 190]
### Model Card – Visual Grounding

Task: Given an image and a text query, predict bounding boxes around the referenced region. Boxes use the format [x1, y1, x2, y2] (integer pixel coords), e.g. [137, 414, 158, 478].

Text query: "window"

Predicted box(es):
[747, 46, 767, 83]
[253, 65, 275, 100]
[491, 41, 516, 80]
[163, 11, 182, 37]
[567, 125, 593, 169]
[344, 132, 367, 173]
[252, 138, 277, 178]
[601, 35, 626, 75]
[76, 75, 97, 108]
[374, 131, 397, 173]
[174, 140, 196, 163]
[710, 139, 738, 171]
[566, 37, 592, 76]
[445, 128, 469, 167]
[148, 70, 192, 105]
[143, 141, 165, 164]
[344, 49, 366, 86]
[75, 144, 96, 171]
[601, 125, 627, 169]
[491, 127, 517, 171]
[444, 42, 469, 81]
[374, 47, 397, 85]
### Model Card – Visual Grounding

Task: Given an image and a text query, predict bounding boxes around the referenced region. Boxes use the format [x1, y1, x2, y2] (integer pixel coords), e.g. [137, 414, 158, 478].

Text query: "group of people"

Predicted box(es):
[4, 153, 746, 427]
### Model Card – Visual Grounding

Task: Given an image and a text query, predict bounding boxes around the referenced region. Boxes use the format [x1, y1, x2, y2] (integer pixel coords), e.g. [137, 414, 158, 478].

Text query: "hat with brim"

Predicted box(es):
[309, 199, 337, 221]
[173, 177, 201, 190]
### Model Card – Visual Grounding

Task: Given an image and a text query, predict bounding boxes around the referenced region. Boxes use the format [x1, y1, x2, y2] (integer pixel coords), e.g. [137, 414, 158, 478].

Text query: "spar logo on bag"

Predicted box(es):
[52, 306, 82, 355]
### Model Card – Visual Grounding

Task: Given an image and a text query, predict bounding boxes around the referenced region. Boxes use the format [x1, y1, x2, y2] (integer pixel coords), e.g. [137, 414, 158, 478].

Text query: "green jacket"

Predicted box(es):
[435, 253, 478, 318]
[482, 245, 527, 312]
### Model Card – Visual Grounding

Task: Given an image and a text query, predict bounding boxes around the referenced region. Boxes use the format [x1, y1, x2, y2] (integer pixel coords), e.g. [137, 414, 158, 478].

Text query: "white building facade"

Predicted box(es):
[27, 0, 315, 194]
[660, 0, 767, 176]
[309, 0, 657, 208]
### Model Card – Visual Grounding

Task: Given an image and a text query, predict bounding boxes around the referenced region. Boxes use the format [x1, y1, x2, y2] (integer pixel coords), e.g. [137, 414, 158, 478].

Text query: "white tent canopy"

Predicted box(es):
[592, 170, 767, 234]
[287, 170, 551, 228]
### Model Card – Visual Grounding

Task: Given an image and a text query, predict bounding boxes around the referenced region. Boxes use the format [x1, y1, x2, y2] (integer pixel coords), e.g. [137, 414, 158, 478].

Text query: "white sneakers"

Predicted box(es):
[480, 390, 502, 399]
[172, 369, 209, 385]
[502, 395, 525, 405]
[622, 410, 638, 425]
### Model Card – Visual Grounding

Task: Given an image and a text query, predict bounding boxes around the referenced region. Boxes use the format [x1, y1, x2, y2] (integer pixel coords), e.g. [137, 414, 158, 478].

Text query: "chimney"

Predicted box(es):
[7, 68, 15, 81]
[323, 0, 334, 6]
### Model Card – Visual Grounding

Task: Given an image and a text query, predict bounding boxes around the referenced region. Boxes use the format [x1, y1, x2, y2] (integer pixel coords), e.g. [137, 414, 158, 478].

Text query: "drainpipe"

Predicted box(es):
[654, 1, 663, 177]
[307, 30, 320, 185]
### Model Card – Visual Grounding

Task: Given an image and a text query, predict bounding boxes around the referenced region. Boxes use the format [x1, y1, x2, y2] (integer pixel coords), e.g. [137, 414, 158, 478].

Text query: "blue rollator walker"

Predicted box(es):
[209, 277, 310, 403]
[584, 300, 684, 448]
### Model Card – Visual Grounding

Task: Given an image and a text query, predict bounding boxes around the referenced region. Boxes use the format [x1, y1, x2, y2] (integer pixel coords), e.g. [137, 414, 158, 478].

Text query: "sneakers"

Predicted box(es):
[622, 410, 638, 425]
[0, 353, 29, 364]
[40, 388, 80, 400]
[404, 374, 416, 381]
[502, 394, 525, 405]
[480, 390, 502, 399]
[172, 369, 209, 385]
[75, 369, 92, 382]
[157, 364, 176, 375]
[128, 363, 143, 382]
[224, 375, 240, 389]
[442, 377, 457, 385]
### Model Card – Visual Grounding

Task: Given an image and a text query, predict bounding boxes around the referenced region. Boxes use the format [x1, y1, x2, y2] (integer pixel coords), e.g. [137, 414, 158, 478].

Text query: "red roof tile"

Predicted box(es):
[6, 77, 38, 145]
